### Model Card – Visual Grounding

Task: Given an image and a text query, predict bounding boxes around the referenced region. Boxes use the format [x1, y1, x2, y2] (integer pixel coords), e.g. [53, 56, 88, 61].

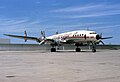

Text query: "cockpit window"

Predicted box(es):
[90, 32, 96, 34]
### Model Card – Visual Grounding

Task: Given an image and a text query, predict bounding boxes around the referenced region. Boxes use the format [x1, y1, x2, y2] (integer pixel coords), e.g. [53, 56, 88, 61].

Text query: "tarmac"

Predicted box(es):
[0, 49, 120, 82]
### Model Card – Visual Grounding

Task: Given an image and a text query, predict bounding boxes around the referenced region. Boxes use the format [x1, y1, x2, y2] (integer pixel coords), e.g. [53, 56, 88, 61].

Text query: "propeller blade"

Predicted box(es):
[96, 33, 112, 40]
[99, 40, 105, 45]
[39, 40, 45, 45]
[101, 37, 112, 39]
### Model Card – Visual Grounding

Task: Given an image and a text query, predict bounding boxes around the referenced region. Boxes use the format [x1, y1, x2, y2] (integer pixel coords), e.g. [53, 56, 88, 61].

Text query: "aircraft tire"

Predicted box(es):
[76, 48, 81, 52]
[51, 48, 56, 52]
[92, 49, 96, 52]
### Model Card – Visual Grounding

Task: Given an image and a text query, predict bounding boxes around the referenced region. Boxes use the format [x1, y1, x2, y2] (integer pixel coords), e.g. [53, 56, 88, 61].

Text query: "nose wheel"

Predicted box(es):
[92, 48, 96, 52]
[91, 42, 96, 52]
[76, 48, 81, 52]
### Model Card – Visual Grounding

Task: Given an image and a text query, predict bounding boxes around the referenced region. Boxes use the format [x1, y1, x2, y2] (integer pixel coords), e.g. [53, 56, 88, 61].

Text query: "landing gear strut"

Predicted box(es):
[92, 48, 96, 52]
[91, 42, 96, 52]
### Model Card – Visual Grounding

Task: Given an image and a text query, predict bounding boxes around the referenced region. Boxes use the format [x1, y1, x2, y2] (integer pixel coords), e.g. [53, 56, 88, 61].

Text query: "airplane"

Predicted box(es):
[4, 30, 112, 52]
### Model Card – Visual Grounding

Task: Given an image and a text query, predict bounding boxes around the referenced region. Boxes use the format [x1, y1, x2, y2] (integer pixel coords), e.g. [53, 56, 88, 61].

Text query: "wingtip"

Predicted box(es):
[3, 34, 8, 36]
[4, 34, 10, 36]
[3, 34, 14, 37]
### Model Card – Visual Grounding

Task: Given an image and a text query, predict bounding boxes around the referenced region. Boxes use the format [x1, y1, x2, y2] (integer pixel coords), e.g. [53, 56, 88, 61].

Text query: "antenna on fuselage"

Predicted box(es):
[87, 27, 89, 30]
[56, 32, 58, 35]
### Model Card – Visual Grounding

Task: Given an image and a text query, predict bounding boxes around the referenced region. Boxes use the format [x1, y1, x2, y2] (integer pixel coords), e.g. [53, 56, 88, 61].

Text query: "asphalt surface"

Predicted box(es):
[0, 50, 120, 82]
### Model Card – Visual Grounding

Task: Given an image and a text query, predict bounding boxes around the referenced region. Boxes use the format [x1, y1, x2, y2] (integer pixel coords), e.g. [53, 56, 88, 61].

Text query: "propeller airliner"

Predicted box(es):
[4, 30, 112, 52]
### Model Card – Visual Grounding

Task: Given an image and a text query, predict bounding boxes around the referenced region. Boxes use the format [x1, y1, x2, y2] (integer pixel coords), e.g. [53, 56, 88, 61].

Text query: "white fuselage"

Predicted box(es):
[47, 30, 98, 44]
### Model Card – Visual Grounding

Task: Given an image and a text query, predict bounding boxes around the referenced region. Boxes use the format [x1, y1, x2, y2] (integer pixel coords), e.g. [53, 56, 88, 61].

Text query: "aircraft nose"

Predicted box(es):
[96, 34, 101, 40]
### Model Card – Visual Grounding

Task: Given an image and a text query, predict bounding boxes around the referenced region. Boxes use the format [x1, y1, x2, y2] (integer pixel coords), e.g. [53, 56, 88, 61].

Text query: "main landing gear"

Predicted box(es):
[75, 43, 81, 52]
[50, 44, 56, 52]
[75, 42, 96, 52]
[76, 47, 81, 52]
[50, 43, 63, 52]
[50, 43, 96, 52]
[51, 47, 56, 52]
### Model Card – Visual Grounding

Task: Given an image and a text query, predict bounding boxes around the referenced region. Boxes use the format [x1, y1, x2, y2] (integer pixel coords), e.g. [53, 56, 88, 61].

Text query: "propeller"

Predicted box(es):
[96, 33, 112, 45]
[39, 31, 46, 45]
[41, 31, 46, 39]
[24, 30, 27, 42]
[96, 33, 112, 40]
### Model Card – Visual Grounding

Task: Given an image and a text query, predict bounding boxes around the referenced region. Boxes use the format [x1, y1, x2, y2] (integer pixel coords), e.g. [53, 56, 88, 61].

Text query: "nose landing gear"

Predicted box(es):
[91, 42, 96, 52]
[76, 47, 81, 52]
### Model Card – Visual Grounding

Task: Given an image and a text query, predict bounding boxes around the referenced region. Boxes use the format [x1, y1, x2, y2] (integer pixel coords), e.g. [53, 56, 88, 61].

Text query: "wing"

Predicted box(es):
[39, 38, 55, 45]
[4, 34, 41, 43]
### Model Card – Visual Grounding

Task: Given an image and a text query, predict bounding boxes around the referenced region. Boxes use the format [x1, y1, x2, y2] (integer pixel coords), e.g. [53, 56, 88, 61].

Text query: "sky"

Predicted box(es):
[0, 0, 120, 44]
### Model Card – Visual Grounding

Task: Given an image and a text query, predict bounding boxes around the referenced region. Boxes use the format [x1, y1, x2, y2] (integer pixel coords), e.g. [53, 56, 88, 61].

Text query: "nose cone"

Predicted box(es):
[96, 34, 101, 40]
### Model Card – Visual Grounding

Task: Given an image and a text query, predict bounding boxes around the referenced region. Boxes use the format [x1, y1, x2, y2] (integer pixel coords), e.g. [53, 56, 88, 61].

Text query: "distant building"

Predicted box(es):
[0, 39, 10, 44]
